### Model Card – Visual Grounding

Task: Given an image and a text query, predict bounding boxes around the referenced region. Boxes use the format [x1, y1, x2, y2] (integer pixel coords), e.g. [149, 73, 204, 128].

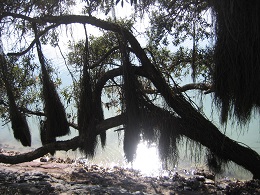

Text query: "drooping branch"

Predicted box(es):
[33, 23, 70, 146]
[211, 0, 260, 124]
[1, 101, 259, 179]
[117, 27, 260, 179]
[0, 136, 80, 164]
[119, 34, 142, 162]
[77, 25, 101, 156]
[0, 114, 126, 164]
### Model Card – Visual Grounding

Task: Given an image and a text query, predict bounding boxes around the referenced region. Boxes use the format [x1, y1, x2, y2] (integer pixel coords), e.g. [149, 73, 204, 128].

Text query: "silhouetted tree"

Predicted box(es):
[0, 0, 259, 179]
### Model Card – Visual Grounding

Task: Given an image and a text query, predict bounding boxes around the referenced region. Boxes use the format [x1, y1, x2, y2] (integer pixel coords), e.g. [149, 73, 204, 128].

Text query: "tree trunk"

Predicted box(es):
[144, 101, 260, 179]
[178, 117, 260, 179]
[121, 25, 260, 179]
[142, 57, 260, 179]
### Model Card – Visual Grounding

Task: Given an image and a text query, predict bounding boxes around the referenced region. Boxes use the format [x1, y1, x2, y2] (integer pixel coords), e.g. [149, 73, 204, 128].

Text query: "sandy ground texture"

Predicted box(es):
[0, 150, 260, 194]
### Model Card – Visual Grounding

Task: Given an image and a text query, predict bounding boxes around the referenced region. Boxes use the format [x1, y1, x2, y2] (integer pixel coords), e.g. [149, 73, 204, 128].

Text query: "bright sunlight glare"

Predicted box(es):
[131, 141, 163, 176]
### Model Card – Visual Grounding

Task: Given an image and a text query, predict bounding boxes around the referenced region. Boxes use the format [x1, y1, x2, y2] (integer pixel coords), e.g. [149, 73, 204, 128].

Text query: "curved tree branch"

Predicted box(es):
[0, 114, 125, 164]
[1, 92, 260, 179]
[7, 24, 59, 56]
[0, 136, 80, 164]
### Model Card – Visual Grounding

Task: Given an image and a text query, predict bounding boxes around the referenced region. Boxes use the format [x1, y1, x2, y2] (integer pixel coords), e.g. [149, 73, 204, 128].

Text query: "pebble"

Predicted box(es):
[1, 166, 259, 194]
[0, 151, 259, 194]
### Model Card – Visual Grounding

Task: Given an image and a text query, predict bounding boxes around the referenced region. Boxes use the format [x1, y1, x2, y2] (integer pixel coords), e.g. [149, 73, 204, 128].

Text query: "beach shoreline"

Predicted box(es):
[1, 149, 260, 194]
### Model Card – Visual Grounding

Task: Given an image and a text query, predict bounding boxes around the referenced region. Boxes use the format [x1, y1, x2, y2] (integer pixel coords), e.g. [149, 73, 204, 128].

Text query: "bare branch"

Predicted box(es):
[7, 24, 59, 56]
[96, 114, 125, 133]
[178, 83, 212, 93]
[20, 107, 45, 117]
[0, 114, 125, 164]
[57, 43, 77, 83]
[0, 136, 80, 164]
[89, 46, 119, 69]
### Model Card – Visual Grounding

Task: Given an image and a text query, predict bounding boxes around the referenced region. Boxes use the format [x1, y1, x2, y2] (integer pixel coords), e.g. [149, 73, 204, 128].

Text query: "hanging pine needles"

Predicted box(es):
[119, 34, 142, 162]
[206, 149, 228, 174]
[158, 117, 180, 166]
[0, 55, 31, 146]
[33, 23, 70, 140]
[40, 119, 56, 155]
[40, 119, 56, 145]
[96, 100, 106, 148]
[78, 26, 98, 157]
[141, 98, 181, 167]
[211, 0, 260, 124]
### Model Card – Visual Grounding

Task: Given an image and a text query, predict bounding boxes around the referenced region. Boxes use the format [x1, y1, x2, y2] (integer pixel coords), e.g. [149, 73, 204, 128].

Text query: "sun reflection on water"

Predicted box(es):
[130, 141, 163, 176]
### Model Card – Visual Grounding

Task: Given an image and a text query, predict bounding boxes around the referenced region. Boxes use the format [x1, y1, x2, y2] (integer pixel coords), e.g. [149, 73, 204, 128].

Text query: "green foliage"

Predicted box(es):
[145, 1, 212, 46]
[67, 32, 118, 68]
[0, 0, 76, 16]
[0, 54, 40, 119]
[145, 43, 213, 86]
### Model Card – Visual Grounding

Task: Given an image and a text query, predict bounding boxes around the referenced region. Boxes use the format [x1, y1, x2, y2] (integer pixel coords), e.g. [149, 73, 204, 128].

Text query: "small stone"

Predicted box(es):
[78, 168, 87, 173]
[205, 179, 215, 185]
[40, 157, 48, 162]
[196, 176, 205, 182]
[91, 164, 99, 170]
[186, 178, 201, 190]
[184, 186, 192, 191]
